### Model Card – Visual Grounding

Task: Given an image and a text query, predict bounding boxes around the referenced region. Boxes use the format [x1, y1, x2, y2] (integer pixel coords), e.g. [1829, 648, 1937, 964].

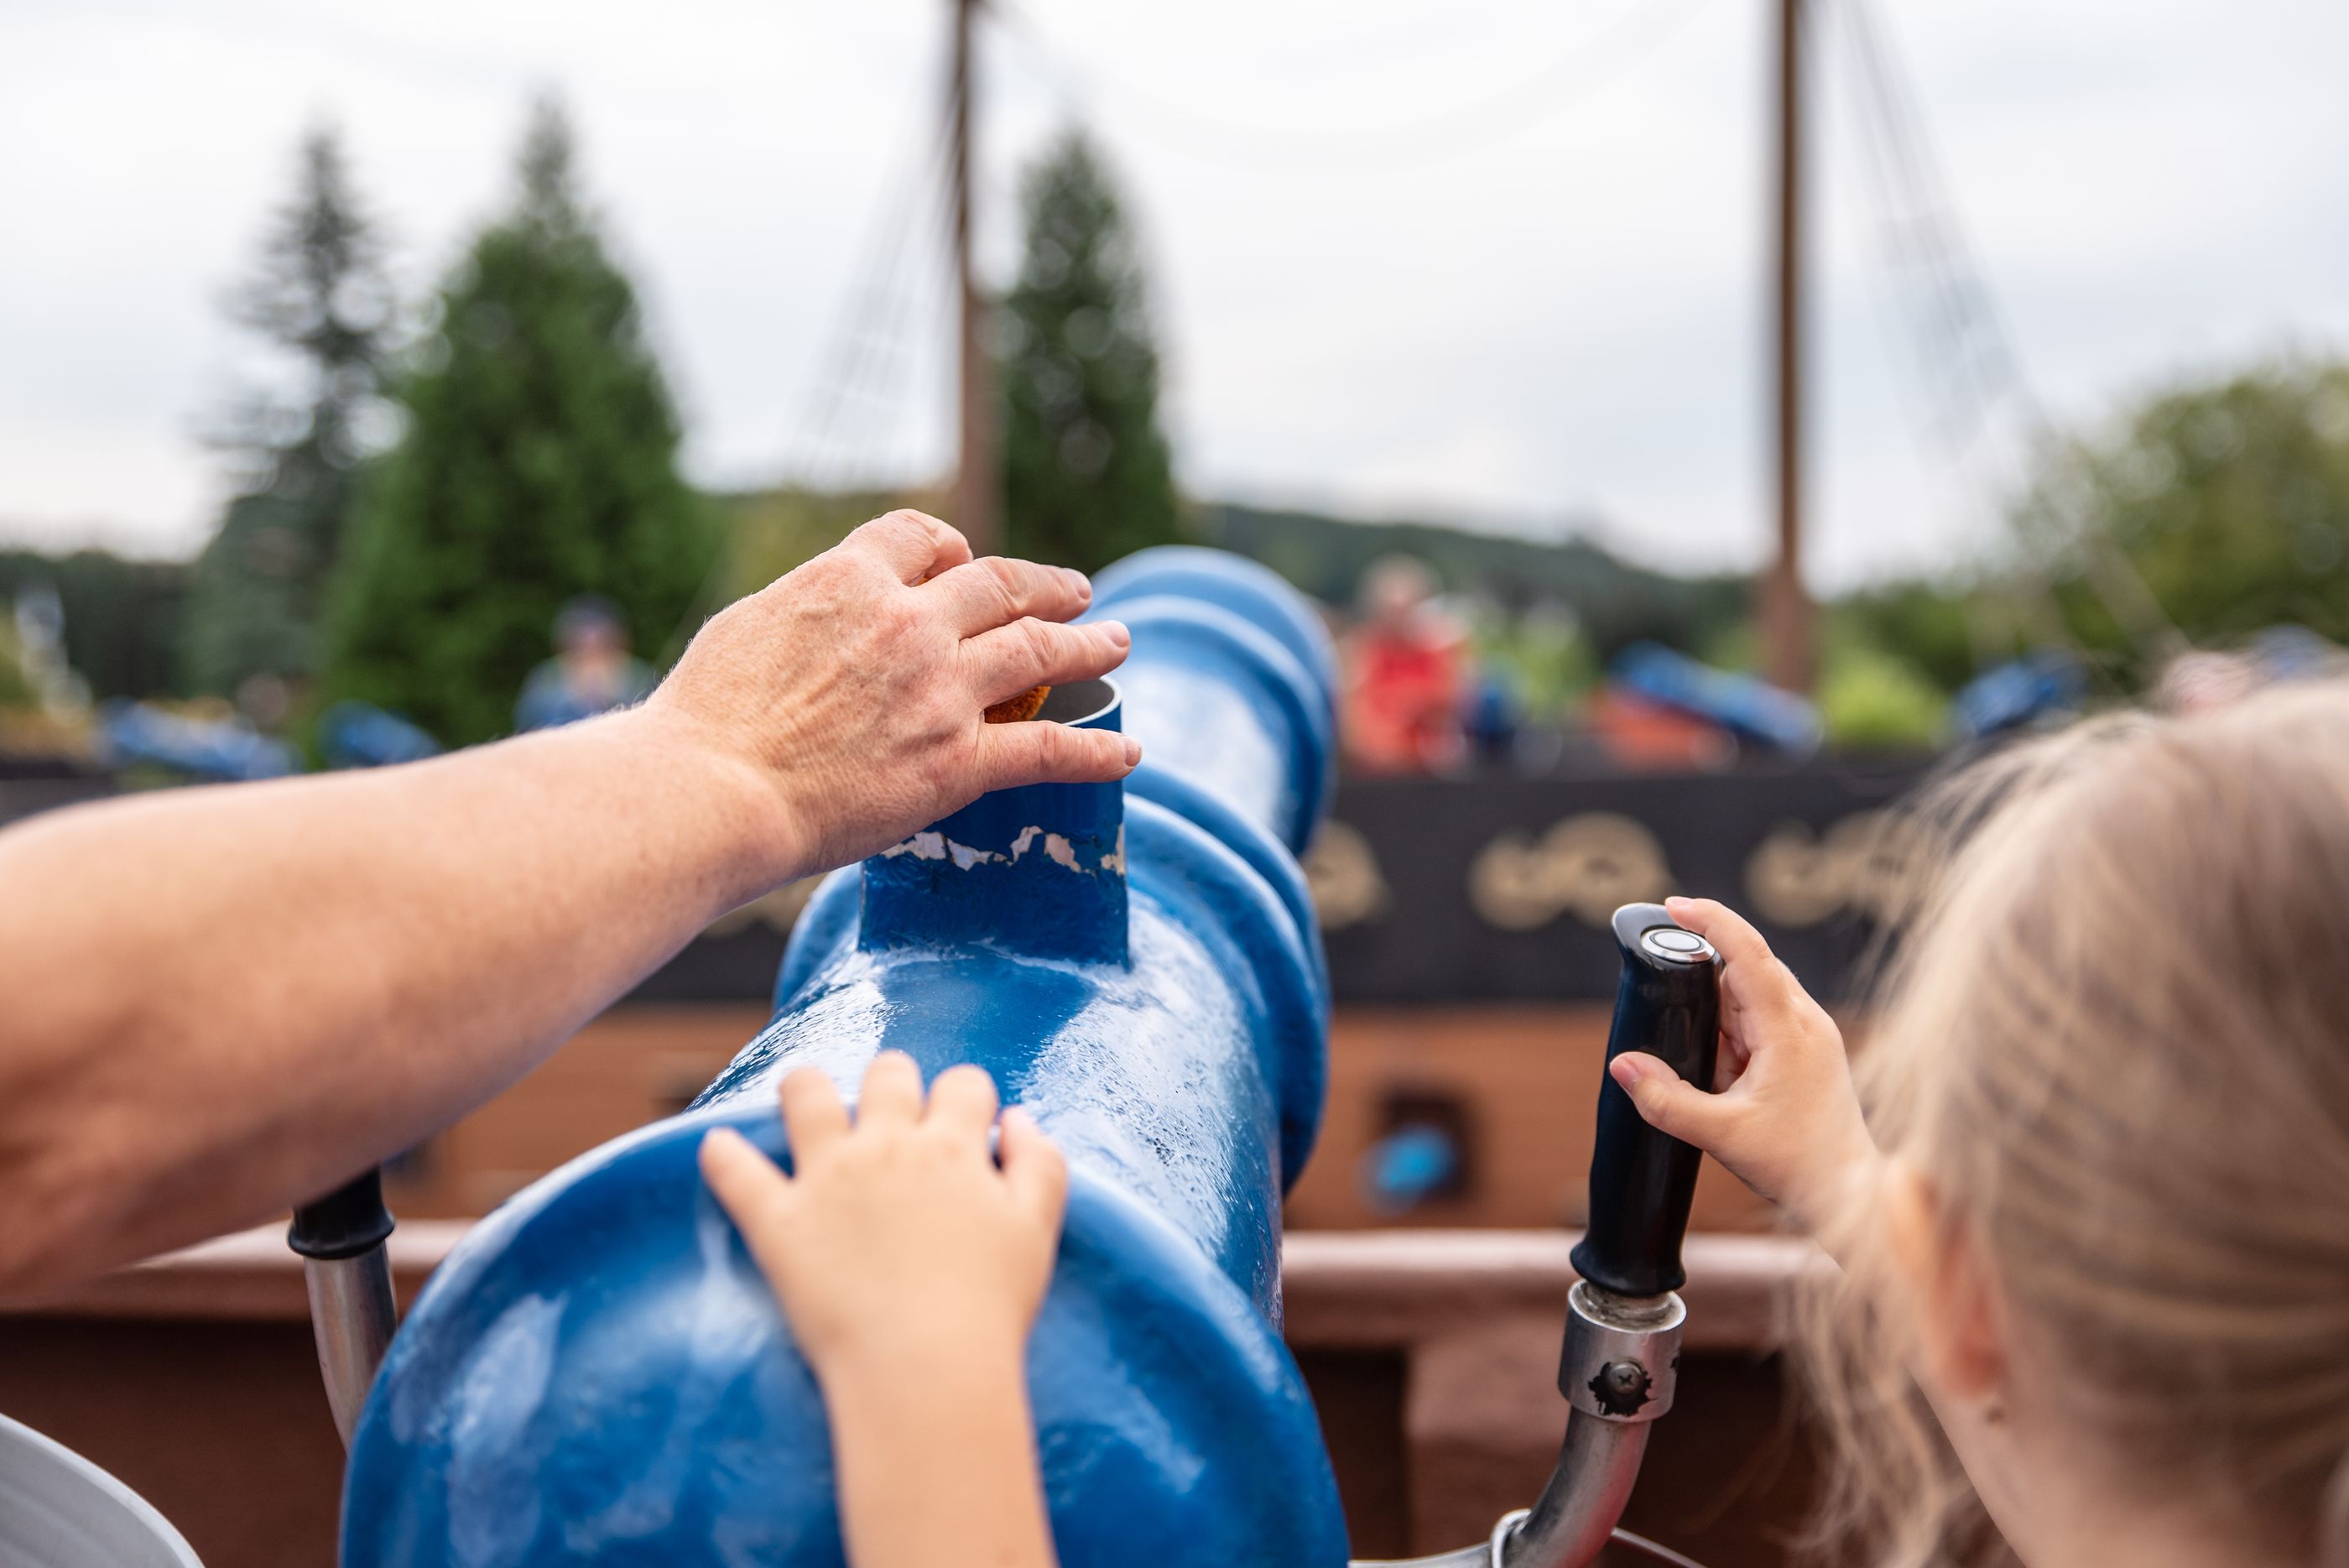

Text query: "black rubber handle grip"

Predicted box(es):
[288, 1167, 395, 1261]
[1568, 902, 1722, 1296]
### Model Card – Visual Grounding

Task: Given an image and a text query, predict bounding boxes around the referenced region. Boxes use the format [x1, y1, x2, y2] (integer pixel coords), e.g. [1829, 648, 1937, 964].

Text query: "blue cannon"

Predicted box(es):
[334, 547, 1350, 1566]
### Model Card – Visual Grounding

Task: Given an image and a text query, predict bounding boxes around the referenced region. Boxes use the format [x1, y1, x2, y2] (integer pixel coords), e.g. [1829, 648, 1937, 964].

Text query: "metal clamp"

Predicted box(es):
[1558, 1282, 1685, 1426]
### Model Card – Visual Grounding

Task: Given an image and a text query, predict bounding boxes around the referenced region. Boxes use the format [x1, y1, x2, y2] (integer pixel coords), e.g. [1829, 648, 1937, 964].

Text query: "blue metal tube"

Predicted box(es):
[342, 550, 1348, 1568]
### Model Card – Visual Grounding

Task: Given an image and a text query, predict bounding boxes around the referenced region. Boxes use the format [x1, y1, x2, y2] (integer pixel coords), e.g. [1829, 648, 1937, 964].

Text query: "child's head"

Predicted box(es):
[1805, 682, 2349, 1566]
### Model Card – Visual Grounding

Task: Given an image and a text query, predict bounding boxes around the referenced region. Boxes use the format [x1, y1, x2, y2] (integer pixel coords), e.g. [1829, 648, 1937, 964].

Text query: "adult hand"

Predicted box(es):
[644, 510, 1137, 879]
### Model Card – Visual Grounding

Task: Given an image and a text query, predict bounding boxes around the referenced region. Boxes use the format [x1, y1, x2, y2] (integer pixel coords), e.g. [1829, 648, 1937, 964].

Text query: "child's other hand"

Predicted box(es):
[1608, 896, 1881, 1232]
[699, 1052, 1068, 1382]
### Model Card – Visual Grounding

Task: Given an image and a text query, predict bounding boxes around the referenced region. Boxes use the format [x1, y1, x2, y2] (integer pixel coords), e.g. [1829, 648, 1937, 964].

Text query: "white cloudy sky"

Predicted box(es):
[3, 0, 2346, 587]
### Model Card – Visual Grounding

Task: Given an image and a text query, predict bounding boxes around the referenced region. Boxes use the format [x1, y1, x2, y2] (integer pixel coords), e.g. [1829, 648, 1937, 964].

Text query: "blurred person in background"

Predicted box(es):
[1462, 664, 1523, 769]
[516, 593, 658, 732]
[2154, 628, 2344, 716]
[0, 512, 1138, 1300]
[1341, 555, 1467, 774]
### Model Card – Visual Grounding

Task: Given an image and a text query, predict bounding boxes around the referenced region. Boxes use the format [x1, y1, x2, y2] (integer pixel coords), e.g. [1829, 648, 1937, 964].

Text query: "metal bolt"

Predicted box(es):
[1587, 1359, 1654, 1418]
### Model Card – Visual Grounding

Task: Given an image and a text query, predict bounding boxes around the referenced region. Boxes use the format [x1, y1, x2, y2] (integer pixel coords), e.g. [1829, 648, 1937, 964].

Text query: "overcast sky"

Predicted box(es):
[4, 0, 2346, 587]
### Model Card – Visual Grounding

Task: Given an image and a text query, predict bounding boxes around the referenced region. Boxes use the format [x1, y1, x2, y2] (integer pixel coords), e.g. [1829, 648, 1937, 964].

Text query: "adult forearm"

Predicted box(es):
[0, 510, 1133, 1300]
[0, 706, 788, 1300]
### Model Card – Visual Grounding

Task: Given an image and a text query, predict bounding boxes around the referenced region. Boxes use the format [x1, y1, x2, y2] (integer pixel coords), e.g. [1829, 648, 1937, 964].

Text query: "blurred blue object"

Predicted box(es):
[513, 655, 655, 732]
[342, 549, 1349, 1568]
[317, 701, 441, 769]
[96, 700, 296, 782]
[1360, 1123, 1460, 1215]
[1952, 649, 2086, 739]
[1466, 670, 1521, 765]
[2251, 624, 2338, 682]
[1607, 641, 1822, 753]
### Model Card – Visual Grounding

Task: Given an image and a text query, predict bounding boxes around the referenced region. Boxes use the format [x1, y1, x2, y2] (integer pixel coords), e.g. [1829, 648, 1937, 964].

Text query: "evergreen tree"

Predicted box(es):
[0, 550, 191, 701]
[999, 131, 1181, 573]
[184, 125, 393, 696]
[324, 100, 715, 747]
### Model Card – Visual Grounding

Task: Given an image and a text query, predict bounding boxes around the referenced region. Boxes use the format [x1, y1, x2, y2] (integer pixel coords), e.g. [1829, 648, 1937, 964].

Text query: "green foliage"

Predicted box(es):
[1833, 579, 1982, 694]
[185, 125, 394, 695]
[1468, 602, 1597, 717]
[1685, 604, 1947, 746]
[324, 101, 715, 747]
[2016, 357, 2349, 676]
[712, 487, 912, 605]
[1694, 617, 1758, 674]
[1000, 132, 1182, 573]
[0, 550, 190, 700]
[1816, 641, 1947, 749]
[0, 626, 31, 710]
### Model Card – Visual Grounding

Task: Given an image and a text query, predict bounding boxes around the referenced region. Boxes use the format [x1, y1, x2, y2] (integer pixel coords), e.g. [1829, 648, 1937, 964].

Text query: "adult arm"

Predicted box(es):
[0, 511, 1134, 1300]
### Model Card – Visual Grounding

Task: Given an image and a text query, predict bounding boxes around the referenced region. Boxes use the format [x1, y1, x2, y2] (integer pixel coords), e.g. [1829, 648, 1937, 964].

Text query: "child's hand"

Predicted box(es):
[699, 1052, 1069, 1382]
[1608, 896, 1881, 1232]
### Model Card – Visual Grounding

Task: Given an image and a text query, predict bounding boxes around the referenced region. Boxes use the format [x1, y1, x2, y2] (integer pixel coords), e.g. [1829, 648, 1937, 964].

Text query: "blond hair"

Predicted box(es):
[1799, 682, 2349, 1566]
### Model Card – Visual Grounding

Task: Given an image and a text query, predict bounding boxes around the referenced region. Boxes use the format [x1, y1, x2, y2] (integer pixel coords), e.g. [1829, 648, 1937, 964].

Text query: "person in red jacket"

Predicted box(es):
[1341, 554, 1467, 774]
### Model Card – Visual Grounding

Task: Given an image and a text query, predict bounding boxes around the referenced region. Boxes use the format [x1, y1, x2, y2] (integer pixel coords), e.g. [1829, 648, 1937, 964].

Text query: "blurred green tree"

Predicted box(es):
[324, 100, 715, 747]
[1467, 600, 1596, 718]
[1815, 641, 1948, 748]
[999, 131, 1181, 573]
[1833, 580, 1982, 694]
[714, 486, 916, 603]
[0, 625, 32, 710]
[2017, 357, 2349, 673]
[0, 550, 191, 700]
[183, 125, 394, 698]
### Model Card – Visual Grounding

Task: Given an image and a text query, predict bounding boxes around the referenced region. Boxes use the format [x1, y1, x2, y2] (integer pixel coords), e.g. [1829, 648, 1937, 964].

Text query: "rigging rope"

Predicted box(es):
[654, 45, 965, 668]
[992, 0, 1722, 179]
[1831, 0, 2180, 670]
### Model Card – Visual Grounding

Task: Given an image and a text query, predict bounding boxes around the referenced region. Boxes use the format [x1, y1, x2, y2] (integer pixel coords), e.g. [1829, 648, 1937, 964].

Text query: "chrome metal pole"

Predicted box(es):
[302, 1246, 398, 1448]
[1498, 1282, 1685, 1568]
[1351, 1283, 1689, 1568]
[1504, 1415, 1651, 1568]
[289, 1167, 398, 1449]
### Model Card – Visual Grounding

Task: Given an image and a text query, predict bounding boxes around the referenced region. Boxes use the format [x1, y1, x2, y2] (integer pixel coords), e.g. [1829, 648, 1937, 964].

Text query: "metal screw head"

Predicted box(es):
[1587, 1359, 1654, 1418]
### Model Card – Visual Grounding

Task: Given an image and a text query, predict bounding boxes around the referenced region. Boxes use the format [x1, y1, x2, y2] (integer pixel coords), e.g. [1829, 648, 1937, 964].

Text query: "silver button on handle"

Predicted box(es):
[1638, 927, 1716, 964]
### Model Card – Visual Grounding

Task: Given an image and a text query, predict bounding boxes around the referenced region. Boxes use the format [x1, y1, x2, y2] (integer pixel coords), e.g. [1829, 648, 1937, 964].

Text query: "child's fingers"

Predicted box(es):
[701, 1127, 796, 1235]
[1663, 896, 1768, 966]
[1664, 897, 1803, 1024]
[998, 1107, 1069, 1232]
[857, 1050, 924, 1126]
[924, 1063, 1001, 1139]
[779, 1067, 850, 1159]
[1610, 1052, 1736, 1154]
[1712, 1029, 1753, 1091]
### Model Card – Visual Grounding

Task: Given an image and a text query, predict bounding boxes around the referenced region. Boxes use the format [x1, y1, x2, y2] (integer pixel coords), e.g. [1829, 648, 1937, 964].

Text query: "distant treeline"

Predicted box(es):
[19, 348, 2349, 718]
[1196, 503, 1751, 660]
[1, 500, 1755, 701]
[0, 549, 190, 701]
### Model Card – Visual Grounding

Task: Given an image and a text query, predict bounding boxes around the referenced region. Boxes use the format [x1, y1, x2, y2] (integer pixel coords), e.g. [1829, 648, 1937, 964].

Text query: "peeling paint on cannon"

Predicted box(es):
[341, 549, 1349, 1567]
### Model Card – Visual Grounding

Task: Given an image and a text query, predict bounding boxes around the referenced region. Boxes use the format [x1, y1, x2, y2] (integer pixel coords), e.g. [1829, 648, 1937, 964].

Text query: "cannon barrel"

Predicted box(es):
[340, 549, 1348, 1568]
